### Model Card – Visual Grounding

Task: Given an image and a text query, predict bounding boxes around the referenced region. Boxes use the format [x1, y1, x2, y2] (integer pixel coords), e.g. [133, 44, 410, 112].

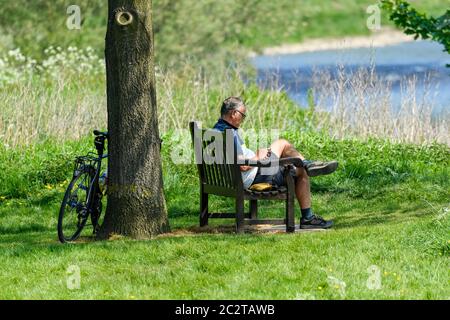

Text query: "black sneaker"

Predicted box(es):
[303, 160, 338, 177]
[300, 215, 333, 229]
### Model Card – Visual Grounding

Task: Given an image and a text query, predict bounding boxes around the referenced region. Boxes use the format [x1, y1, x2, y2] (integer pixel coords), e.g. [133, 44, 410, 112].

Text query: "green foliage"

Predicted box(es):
[0, 139, 91, 199]
[1, 0, 445, 68]
[381, 0, 450, 55]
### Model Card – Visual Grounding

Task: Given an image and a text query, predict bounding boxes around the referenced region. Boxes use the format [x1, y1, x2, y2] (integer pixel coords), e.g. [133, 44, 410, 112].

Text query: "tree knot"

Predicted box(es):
[114, 8, 134, 26]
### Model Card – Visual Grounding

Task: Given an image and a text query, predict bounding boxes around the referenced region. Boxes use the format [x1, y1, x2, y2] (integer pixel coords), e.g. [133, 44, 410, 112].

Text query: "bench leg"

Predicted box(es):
[286, 194, 295, 232]
[200, 192, 208, 227]
[285, 175, 296, 233]
[236, 196, 245, 233]
[249, 200, 258, 219]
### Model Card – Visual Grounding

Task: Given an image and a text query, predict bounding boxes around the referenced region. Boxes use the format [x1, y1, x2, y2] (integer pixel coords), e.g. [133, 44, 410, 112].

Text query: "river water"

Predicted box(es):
[252, 41, 450, 116]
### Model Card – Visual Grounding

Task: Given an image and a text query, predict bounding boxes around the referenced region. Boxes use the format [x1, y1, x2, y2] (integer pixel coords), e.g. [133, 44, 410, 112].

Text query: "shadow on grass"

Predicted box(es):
[166, 195, 433, 234]
[170, 207, 430, 234]
[0, 192, 437, 250]
[0, 224, 54, 235]
[0, 229, 104, 255]
[160, 224, 237, 236]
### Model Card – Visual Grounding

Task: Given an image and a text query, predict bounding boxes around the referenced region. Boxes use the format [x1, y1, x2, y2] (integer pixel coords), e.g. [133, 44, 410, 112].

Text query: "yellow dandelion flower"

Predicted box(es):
[318, 286, 322, 290]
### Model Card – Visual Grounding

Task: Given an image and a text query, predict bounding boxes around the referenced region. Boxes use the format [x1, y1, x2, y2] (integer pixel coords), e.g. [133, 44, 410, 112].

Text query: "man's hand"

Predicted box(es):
[255, 147, 271, 160]
[240, 147, 272, 171]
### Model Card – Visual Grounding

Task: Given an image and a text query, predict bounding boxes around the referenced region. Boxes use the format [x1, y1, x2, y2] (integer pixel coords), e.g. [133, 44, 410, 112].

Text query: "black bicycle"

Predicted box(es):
[57, 130, 108, 243]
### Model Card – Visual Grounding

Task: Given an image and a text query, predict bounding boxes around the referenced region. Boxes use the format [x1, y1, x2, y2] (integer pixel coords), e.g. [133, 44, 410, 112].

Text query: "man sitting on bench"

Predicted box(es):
[213, 96, 338, 229]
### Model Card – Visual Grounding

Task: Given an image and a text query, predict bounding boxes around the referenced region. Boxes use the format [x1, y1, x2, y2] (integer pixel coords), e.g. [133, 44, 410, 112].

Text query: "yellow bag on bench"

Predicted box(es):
[249, 183, 272, 191]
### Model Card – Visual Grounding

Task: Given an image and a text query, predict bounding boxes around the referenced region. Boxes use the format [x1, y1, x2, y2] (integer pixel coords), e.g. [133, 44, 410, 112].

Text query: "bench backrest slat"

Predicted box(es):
[190, 121, 242, 191]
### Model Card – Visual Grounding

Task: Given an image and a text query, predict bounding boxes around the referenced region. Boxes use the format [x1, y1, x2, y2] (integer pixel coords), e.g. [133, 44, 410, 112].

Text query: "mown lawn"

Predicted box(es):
[0, 132, 448, 299]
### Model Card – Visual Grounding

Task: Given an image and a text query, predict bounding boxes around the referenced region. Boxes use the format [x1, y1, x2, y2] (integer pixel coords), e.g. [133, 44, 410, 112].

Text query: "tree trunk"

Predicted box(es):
[99, 0, 170, 239]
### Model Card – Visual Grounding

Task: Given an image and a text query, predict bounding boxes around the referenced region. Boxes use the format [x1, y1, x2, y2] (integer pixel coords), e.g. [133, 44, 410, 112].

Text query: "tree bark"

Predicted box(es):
[99, 0, 170, 239]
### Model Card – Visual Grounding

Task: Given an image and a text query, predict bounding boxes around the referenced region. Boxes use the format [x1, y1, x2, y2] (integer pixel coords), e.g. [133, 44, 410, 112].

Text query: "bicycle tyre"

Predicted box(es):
[57, 165, 95, 243]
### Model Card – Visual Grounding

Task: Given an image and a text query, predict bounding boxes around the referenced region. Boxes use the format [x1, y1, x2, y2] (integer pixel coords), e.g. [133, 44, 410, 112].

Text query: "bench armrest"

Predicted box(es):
[241, 157, 303, 168]
[278, 157, 304, 167]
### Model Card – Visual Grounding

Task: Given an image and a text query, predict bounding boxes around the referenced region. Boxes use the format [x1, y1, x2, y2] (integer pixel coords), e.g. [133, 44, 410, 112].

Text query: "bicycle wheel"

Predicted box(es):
[57, 165, 95, 243]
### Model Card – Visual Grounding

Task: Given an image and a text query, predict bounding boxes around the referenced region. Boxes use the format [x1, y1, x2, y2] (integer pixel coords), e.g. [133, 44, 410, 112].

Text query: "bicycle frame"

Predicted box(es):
[85, 153, 108, 218]
[85, 134, 108, 221]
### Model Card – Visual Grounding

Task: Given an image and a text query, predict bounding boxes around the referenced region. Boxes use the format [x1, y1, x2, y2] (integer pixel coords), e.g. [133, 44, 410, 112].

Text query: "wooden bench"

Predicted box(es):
[190, 121, 300, 233]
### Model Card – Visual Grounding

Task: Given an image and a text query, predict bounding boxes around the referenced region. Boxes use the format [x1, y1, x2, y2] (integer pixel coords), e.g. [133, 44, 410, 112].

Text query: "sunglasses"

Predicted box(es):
[235, 109, 247, 119]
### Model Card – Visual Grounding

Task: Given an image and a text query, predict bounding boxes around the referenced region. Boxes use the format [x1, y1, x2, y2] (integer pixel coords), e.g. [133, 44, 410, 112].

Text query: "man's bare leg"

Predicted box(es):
[255, 139, 311, 209]
[263, 139, 338, 178]
[295, 166, 311, 209]
[273, 139, 304, 160]
[255, 139, 334, 229]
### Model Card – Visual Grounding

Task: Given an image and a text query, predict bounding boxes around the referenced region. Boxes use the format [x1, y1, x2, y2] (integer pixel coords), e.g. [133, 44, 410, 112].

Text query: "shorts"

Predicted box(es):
[251, 154, 297, 187]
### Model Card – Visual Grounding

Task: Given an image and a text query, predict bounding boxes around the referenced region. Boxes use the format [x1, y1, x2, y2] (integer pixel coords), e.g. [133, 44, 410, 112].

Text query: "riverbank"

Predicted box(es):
[252, 28, 415, 56]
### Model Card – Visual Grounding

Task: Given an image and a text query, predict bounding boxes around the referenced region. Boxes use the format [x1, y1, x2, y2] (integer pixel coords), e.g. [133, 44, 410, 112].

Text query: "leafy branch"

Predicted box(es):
[380, 0, 449, 55]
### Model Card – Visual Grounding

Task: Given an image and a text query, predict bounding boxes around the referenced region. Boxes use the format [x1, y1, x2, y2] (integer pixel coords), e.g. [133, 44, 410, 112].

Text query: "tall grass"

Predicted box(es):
[0, 47, 305, 147]
[0, 49, 104, 146]
[0, 47, 448, 147]
[310, 64, 449, 145]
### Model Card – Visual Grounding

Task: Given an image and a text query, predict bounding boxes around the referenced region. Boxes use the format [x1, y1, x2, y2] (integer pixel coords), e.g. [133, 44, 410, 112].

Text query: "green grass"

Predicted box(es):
[1, 132, 448, 299]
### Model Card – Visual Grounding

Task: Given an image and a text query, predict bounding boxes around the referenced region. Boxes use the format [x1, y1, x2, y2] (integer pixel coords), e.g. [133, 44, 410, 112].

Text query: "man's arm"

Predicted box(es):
[239, 148, 272, 171]
[238, 154, 254, 171]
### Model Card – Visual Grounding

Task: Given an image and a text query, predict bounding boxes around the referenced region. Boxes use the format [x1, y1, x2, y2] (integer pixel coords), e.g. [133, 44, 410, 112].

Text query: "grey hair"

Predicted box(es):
[220, 96, 244, 117]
